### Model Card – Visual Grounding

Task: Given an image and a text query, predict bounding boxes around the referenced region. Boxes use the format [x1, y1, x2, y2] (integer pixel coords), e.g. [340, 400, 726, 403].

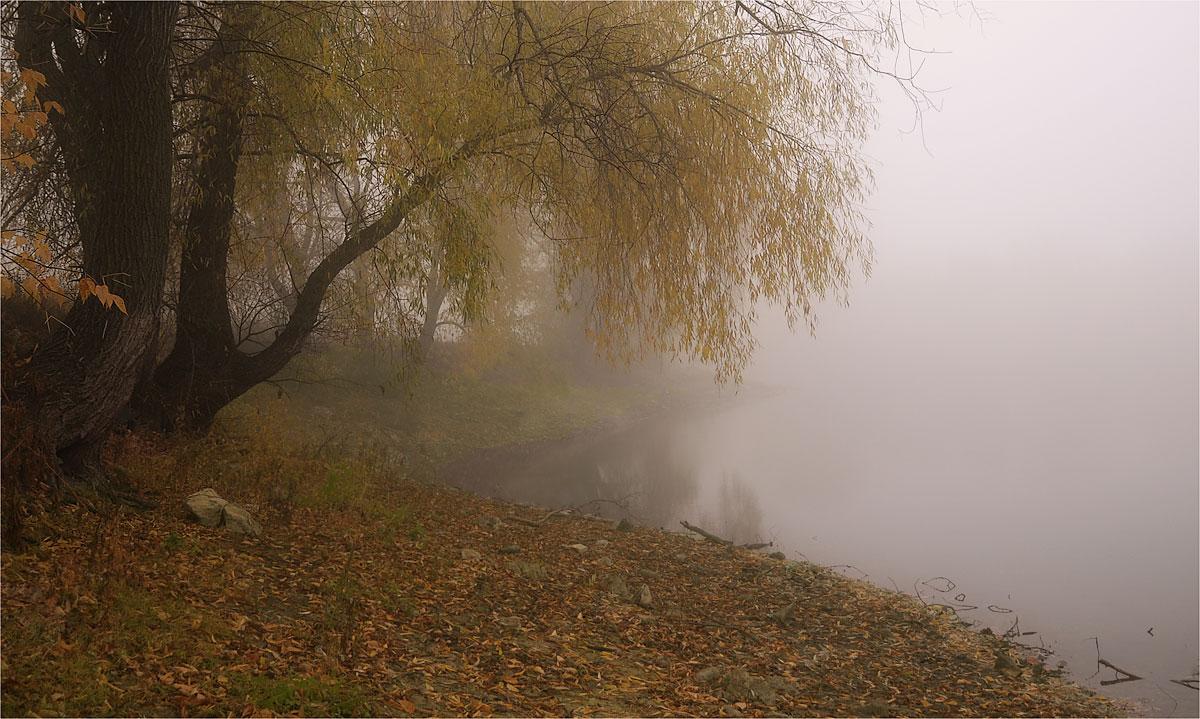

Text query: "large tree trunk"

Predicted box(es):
[138, 24, 248, 432]
[151, 173, 450, 432]
[14, 2, 178, 466]
[419, 255, 448, 356]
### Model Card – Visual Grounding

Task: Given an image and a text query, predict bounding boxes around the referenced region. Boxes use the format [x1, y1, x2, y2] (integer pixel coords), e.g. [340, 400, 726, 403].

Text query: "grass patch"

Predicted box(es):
[228, 674, 376, 716]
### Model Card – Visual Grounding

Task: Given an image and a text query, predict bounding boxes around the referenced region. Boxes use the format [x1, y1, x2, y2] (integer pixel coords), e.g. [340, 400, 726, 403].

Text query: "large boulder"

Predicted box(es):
[185, 488, 262, 536]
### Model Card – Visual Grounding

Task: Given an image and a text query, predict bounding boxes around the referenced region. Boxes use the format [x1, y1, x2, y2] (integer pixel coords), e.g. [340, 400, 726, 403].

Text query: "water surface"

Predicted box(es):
[448, 390, 1199, 716]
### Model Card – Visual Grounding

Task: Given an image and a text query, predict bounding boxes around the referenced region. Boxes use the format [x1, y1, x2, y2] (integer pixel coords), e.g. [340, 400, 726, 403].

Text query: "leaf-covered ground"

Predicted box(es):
[2, 435, 1122, 718]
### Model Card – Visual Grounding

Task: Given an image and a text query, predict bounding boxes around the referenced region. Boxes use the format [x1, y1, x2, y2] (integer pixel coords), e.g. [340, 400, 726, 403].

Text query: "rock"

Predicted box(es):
[593, 539, 610, 548]
[499, 545, 521, 555]
[673, 552, 689, 562]
[564, 543, 587, 555]
[185, 488, 261, 536]
[994, 653, 1022, 678]
[858, 701, 898, 717]
[768, 551, 786, 560]
[186, 488, 227, 527]
[497, 615, 522, 629]
[637, 584, 652, 608]
[693, 666, 791, 708]
[510, 561, 548, 580]
[220, 502, 262, 536]
[770, 601, 796, 624]
[606, 575, 629, 597]
[615, 518, 634, 532]
[478, 516, 504, 530]
[596, 556, 614, 567]
[460, 548, 482, 561]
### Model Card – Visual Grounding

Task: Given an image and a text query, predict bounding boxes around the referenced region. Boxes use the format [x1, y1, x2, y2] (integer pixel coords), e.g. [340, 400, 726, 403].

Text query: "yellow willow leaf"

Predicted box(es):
[78, 276, 95, 301]
[34, 240, 51, 261]
[15, 154, 35, 169]
[69, 4, 86, 23]
[21, 275, 41, 300]
[14, 253, 40, 275]
[19, 68, 46, 89]
[94, 283, 112, 308]
[1, 99, 16, 114]
[43, 100, 64, 116]
[0, 276, 13, 299]
[112, 294, 128, 315]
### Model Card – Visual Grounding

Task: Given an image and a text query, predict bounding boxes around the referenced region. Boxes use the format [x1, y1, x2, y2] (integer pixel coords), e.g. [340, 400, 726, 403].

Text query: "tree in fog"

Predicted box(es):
[5, 0, 912, 468]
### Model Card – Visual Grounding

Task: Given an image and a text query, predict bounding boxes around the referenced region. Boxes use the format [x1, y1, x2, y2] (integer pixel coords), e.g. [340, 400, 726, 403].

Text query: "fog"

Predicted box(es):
[464, 3, 1199, 715]
[747, 3, 1199, 713]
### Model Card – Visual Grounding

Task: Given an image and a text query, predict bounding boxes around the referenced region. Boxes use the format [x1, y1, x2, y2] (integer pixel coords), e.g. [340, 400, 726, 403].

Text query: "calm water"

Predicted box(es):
[447, 390, 1200, 716]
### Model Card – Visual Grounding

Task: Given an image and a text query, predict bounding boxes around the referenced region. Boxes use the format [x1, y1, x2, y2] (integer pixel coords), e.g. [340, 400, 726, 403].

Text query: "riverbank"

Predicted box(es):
[2, 428, 1122, 717]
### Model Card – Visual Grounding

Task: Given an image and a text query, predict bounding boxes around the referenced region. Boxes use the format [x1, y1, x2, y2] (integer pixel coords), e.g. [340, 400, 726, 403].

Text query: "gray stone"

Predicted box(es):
[637, 584, 653, 608]
[994, 653, 1022, 678]
[693, 666, 791, 707]
[185, 488, 227, 527]
[596, 556, 614, 568]
[185, 488, 261, 536]
[461, 548, 482, 561]
[770, 601, 796, 624]
[499, 545, 521, 555]
[497, 615, 522, 629]
[478, 516, 505, 530]
[593, 539, 610, 548]
[606, 575, 629, 597]
[510, 561, 548, 580]
[768, 551, 786, 560]
[564, 543, 588, 555]
[615, 518, 634, 532]
[220, 502, 262, 536]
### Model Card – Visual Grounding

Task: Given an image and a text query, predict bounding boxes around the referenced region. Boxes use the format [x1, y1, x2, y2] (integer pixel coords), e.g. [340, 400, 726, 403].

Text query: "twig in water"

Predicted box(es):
[920, 576, 957, 593]
[1098, 659, 1143, 686]
[679, 520, 732, 546]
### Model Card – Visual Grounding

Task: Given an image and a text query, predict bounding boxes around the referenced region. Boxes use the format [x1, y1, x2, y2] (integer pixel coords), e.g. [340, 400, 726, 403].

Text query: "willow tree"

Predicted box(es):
[8, 1, 177, 467]
[9, 0, 915, 445]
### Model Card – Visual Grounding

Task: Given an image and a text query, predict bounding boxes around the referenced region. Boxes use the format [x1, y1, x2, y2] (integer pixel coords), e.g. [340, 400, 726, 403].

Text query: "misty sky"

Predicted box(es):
[750, 1, 1199, 494]
[735, 4, 1198, 708]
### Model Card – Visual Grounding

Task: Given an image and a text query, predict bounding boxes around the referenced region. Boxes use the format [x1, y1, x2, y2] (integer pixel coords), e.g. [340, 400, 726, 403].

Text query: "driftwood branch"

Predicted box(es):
[679, 520, 772, 550]
[1097, 659, 1143, 686]
[1087, 638, 1143, 686]
[507, 508, 573, 527]
[740, 541, 774, 550]
[680, 520, 733, 545]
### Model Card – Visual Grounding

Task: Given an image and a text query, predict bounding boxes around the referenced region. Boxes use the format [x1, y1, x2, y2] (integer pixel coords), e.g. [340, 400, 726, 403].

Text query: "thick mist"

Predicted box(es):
[740, 2, 1199, 714]
[468, 3, 1198, 715]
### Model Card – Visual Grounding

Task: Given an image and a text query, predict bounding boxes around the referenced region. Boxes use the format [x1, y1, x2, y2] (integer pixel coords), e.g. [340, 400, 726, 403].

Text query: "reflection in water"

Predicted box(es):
[702, 474, 765, 545]
[445, 392, 1199, 718]
[448, 418, 765, 545]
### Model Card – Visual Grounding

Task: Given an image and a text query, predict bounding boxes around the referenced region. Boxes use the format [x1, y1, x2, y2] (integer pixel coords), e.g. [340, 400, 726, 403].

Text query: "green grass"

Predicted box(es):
[227, 674, 376, 716]
[218, 344, 671, 483]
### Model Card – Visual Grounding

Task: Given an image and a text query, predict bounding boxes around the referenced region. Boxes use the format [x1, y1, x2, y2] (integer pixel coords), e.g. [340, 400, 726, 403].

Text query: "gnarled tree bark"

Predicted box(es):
[14, 1, 178, 468]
